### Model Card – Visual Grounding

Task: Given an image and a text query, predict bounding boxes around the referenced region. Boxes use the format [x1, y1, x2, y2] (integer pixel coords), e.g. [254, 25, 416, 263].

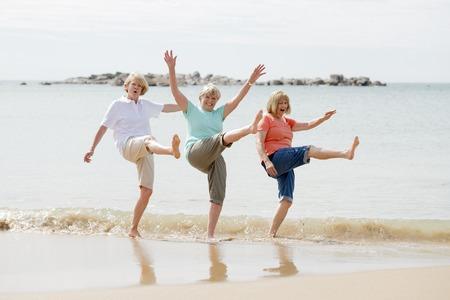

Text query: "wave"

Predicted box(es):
[1, 208, 450, 243]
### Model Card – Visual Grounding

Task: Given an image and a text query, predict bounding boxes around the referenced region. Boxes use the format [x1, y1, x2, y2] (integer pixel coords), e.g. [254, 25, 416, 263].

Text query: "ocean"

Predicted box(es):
[0, 81, 449, 243]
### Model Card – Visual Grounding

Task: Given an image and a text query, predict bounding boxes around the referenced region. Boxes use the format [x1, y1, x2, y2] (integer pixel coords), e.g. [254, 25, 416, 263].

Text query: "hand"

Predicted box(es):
[248, 64, 266, 85]
[84, 151, 94, 163]
[323, 109, 336, 121]
[264, 160, 278, 177]
[164, 50, 177, 68]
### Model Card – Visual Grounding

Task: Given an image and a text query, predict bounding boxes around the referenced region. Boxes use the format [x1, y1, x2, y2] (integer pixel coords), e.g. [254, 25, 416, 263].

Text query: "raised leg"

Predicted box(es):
[222, 110, 262, 145]
[308, 136, 359, 160]
[145, 134, 180, 158]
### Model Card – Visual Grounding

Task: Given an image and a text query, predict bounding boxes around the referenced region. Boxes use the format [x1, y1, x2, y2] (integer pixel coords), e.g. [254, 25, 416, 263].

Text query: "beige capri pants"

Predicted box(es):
[122, 135, 155, 190]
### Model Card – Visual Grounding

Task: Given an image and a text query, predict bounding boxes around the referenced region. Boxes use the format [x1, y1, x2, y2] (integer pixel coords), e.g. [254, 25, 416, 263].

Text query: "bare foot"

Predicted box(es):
[347, 136, 360, 160]
[128, 228, 142, 239]
[206, 237, 218, 244]
[250, 110, 263, 134]
[172, 134, 181, 159]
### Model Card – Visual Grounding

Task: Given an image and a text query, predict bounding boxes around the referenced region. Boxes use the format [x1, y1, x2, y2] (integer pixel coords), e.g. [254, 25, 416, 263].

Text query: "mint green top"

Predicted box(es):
[183, 101, 225, 152]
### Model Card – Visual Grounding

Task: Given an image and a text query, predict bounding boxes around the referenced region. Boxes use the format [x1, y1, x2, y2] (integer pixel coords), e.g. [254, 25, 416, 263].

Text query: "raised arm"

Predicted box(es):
[162, 104, 182, 113]
[164, 50, 189, 112]
[223, 64, 266, 119]
[292, 109, 336, 132]
[256, 131, 278, 177]
[84, 125, 108, 163]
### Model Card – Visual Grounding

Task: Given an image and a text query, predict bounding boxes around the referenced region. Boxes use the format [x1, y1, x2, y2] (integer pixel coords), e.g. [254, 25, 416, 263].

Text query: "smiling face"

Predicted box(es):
[200, 93, 219, 111]
[198, 84, 221, 112]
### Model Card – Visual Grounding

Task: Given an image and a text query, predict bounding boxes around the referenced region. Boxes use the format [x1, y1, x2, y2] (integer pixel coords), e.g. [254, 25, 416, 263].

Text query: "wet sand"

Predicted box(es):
[2, 267, 450, 300]
[1, 232, 450, 299]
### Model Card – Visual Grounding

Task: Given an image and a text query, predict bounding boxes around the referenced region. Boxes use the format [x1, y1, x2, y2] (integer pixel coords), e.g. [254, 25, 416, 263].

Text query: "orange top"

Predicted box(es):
[257, 114, 296, 156]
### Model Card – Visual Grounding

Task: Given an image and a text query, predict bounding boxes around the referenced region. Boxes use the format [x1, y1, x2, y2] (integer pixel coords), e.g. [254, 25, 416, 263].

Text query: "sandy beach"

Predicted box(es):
[2, 266, 450, 300]
[1, 232, 450, 299]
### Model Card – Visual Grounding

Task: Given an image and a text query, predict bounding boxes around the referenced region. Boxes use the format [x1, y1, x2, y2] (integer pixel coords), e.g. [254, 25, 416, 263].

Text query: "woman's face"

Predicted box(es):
[126, 80, 143, 100]
[275, 99, 289, 117]
[200, 93, 219, 112]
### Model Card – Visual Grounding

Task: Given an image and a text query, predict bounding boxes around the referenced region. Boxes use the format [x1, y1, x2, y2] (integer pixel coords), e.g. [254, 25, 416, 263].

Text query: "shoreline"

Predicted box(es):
[2, 207, 450, 244]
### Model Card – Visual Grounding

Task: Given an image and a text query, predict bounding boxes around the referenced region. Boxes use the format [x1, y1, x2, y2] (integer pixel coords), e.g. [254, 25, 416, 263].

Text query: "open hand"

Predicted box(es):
[164, 50, 177, 68]
[248, 64, 266, 84]
[323, 109, 336, 121]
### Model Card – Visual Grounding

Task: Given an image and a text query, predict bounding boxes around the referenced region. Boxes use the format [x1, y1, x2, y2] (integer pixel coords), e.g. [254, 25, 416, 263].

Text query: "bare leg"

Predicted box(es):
[129, 187, 152, 238]
[269, 199, 292, 237]
[145, 134, 180, 158]
[308, 136, 360, 160]
[222, 110, 263, 145]
[208, 202, 223, 239]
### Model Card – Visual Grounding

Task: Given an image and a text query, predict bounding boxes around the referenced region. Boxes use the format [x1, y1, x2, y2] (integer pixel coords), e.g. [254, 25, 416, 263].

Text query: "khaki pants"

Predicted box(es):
[186, 133, 231, 205]
[122, 135, 155, 189]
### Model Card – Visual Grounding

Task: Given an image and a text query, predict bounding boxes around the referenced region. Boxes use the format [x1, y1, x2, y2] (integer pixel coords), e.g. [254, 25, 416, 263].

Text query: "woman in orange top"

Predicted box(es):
[256, 90, 360, 237]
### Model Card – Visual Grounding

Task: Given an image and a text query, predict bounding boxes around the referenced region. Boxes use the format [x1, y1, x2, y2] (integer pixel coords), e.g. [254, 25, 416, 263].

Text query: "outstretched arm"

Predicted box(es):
[256, 131, 278, 177]
[164, 50, 188, 112]
[223, 64, 266, 119]
[162, 104, 181, 113]
[84, 125, 108, 163]
[292, 109, 336, 132]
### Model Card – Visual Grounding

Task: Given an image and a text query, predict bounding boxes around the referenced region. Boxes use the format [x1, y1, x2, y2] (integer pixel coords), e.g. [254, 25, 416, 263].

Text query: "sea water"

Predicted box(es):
[0, 81, 449, 243]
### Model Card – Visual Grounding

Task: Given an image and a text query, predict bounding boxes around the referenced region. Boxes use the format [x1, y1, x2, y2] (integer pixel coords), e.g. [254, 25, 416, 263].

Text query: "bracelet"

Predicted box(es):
[247, 81, 254, 86]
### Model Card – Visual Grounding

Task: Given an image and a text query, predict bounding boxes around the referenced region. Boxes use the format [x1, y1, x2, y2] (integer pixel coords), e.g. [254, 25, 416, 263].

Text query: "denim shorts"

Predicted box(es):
[261, 146, 310, 202]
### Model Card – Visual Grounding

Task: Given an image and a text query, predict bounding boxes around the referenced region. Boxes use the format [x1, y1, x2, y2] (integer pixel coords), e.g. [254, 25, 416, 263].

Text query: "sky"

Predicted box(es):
[1, 0, 449, 82]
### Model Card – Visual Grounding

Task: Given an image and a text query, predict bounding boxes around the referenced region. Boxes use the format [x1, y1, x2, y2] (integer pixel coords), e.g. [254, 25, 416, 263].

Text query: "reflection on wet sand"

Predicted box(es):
[205, 244, 228, 282]
[131, 239, 156, 285]
[263, 242, 299, 277]
[130, 239, 297, 285]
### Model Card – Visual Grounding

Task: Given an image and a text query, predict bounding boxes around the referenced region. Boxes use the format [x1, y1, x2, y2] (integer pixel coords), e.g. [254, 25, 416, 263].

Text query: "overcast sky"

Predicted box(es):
[1, 0, 449, 82]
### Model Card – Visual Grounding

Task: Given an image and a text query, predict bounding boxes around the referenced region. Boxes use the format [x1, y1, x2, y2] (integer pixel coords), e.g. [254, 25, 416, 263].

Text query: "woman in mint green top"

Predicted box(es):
[164, 50, 265, 240]
[183, 100, 226, 153]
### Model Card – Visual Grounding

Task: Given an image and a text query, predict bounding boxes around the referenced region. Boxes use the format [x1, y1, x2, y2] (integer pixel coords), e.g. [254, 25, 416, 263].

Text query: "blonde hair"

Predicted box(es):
[199, 83, 221, 101]
[267, 90, 291, 116]
[124, 72, 149, 95]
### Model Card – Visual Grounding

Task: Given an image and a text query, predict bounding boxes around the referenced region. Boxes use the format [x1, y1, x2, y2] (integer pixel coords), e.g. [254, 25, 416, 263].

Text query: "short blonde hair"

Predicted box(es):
[199, 83, 221, 101]
[124, 72, 149, 95]
[267, 90, 291, 116]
